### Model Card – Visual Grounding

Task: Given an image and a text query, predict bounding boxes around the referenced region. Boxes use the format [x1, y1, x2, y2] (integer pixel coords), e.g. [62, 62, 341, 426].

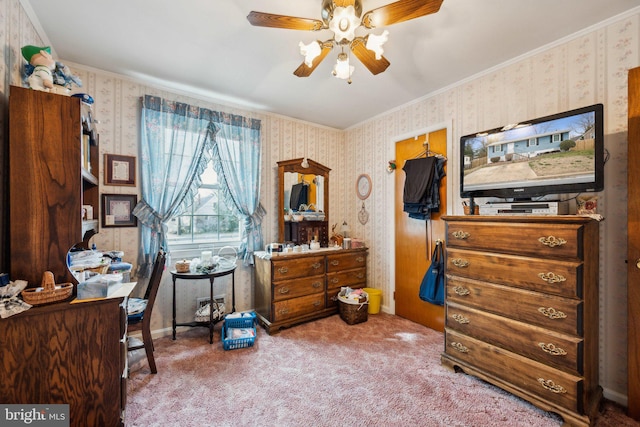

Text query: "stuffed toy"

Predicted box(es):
[21, 45, 55, 91]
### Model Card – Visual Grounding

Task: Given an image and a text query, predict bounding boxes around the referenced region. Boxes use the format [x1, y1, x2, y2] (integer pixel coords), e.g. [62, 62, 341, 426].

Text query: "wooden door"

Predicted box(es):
[628, 66, 640, 420]
[394, 129, 447, 331]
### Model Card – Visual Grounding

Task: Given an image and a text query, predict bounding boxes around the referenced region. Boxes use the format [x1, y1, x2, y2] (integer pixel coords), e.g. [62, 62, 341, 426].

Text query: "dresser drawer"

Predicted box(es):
[326, 252, 367, 273]
[446, 221, 584, 259]
[444, 329, 583, 414]
[446, 247, 582, 298]
[272, 256, 325, 280]
[272, 293, 325, 322]
[446, 276, 582, 336]
[326, 268, 367, 308]
[273, 275, 325, 302]
[327, 267, 367, 289]
[446, 302, 582, 374]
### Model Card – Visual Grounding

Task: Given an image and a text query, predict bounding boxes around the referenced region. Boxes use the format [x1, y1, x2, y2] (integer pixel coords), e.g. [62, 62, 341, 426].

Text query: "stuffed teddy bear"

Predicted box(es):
[21, 45, 55, 91]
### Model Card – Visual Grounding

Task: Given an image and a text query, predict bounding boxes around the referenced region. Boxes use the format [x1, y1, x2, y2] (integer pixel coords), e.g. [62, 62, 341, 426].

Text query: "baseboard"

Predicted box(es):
[602, 387, 627, 407]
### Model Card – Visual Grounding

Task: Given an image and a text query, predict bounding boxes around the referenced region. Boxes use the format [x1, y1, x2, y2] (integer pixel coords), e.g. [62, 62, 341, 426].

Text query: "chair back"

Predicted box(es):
[141, 249, 166, 323]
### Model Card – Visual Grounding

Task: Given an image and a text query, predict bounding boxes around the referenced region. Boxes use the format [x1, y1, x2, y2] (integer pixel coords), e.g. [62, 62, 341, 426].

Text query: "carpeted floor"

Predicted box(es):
[126, 313, 638, 427]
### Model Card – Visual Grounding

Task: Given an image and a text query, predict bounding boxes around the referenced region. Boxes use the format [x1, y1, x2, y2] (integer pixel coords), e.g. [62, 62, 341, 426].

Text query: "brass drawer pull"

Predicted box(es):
[278, 308, 289, 315]
[538, 236, 567, 248]
[313, 300, 322, 307]
[356, 273, 364, 279]
[331, 260, 340, 266]
[356, 256, 365, 263]
[278, 287, 290, 294]
[278, 267, 289, 274]
[451, 314, 470, 324]
[331, 278, 340, 284]
[538, 342, 567, 356]
[452, 230, 470, 240]
[450, 342, 469, 353]
[451, 259, 469, 268]
[537, 378, 567, 394]
[453, 286, 470, 296]
[538, 307, 567, 320]
[538, 272, 566, 284]
[312, 262, 322, 269]
[312, 281, 322, 288]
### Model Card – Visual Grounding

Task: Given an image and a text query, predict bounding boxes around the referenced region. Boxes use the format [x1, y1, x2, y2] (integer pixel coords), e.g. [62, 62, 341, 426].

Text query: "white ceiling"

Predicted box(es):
[23, 0, 640, 129]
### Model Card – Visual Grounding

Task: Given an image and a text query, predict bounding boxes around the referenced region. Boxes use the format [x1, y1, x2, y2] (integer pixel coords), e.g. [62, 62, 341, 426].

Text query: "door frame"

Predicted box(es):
[386, 120, 454, 314]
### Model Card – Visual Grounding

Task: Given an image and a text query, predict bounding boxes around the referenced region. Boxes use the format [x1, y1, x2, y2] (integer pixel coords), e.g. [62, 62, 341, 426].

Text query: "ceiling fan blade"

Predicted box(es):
[247, 11, 325, 31]
[361, 0, 443, 29]
[293, 42, 334, 78]
[333, 0, 356, 7]
[350, 38, 390, 75]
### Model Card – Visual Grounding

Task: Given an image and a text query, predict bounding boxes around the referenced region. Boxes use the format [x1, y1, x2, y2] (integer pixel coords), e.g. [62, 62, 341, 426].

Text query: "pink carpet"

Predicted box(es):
[126, 313, 637, 426]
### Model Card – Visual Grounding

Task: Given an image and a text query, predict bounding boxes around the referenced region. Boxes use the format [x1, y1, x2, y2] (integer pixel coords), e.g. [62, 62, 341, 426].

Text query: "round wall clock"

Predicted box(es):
[356, 174, 372, 200]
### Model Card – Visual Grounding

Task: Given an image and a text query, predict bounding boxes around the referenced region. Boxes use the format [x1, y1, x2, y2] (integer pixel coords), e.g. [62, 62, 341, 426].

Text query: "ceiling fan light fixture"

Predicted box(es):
[332, 52, 354, 83]
[299, 40, 322, 67]
[365, 30, 389, 60]
[329, 6, 360, 43]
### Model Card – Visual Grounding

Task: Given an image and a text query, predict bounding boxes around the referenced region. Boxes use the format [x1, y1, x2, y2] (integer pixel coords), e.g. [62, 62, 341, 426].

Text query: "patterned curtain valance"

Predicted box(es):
[142, 95, 261, 130]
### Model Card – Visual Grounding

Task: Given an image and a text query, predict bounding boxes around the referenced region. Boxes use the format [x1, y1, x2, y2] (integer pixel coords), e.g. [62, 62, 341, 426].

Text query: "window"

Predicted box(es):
[166, 161, 242, 251]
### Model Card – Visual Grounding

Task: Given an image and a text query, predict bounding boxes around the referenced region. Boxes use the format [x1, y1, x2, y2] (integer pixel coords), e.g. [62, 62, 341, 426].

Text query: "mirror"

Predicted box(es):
[277, 158, 330, 245]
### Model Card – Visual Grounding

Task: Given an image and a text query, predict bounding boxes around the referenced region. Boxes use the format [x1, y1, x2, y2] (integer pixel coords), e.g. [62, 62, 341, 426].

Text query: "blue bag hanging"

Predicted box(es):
[419, 241, 445, 305]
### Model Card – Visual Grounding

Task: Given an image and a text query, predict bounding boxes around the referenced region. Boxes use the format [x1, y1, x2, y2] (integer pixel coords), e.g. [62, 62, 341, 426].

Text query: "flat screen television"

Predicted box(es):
[460, 103, 604, 201]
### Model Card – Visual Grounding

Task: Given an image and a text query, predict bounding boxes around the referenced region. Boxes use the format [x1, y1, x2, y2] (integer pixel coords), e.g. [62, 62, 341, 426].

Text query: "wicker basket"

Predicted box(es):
[337, 292, 369, 325]
[175, 260, 191, 273]
[21, 271, 73, 306]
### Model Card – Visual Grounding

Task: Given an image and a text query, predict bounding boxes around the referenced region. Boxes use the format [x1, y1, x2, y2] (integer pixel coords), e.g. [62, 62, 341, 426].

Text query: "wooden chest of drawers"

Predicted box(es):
[0, 298, 129, 426]
[254, 248, 367, 334]
[441, 216, 600, 426]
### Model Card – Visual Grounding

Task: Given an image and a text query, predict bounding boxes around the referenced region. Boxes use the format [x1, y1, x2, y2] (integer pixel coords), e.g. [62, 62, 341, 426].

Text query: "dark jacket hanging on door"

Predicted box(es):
[402, 156, 445, 220]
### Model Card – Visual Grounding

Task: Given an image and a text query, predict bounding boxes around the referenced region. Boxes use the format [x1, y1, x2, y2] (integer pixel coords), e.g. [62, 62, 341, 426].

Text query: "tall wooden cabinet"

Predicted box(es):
[0, 298, 129, 426]
[8, 86, 99, 287]
[254, 248, 368, 334]
[441, 216, 600, 426]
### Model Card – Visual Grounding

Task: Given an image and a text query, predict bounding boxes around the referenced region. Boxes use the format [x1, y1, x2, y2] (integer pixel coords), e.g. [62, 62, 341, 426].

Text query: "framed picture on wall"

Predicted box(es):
[104, 154, 136, 186]
[102, 194, 138, 227]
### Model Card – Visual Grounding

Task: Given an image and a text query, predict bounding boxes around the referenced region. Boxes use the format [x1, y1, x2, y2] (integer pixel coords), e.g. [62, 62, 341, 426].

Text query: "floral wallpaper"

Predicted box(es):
[1, 0, 638, 403]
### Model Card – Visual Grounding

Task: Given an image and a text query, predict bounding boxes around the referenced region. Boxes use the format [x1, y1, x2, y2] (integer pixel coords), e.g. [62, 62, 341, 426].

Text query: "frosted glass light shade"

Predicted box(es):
[365, 30, 389, 60]
[332, 54, 354, 80]
[329, 6, 359, 43]
[299, 41, 321, 67]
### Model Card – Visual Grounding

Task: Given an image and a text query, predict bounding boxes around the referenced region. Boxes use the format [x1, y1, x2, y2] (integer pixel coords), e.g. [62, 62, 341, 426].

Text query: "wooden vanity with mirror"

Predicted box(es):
[255, 159, 368, 333]
[277, 158, 330, 247]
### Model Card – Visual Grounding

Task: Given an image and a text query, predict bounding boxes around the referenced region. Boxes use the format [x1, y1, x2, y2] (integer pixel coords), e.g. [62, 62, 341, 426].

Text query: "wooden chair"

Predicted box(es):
[127, 250, 166, 374]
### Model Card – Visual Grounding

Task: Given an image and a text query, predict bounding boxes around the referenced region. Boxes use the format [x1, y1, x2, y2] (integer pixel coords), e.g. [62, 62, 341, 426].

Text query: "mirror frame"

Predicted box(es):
[277, 158, 331, 243]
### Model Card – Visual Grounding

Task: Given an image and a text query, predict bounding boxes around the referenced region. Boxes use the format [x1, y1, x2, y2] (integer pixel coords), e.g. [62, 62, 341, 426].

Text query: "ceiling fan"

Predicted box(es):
[247, 0, 444, 83]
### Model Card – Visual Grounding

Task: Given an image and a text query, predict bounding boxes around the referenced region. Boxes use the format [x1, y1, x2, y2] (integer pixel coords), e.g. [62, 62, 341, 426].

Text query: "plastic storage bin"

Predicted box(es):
[221, 312, 257, 350]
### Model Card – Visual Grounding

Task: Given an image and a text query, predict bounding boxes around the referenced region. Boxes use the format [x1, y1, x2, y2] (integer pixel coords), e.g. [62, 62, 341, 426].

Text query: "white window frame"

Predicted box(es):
[166, 162, 242, 259]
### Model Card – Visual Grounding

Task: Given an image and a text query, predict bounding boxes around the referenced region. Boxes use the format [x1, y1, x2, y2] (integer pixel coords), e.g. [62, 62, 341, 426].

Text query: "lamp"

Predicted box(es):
[296, 1, 388, 84]
[365, 30, 389, 60]
[299, 41, 321, 67]
[341, 221, 350, 238]
[329, 6, 360, 43]
[332, 52, 354, 83]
